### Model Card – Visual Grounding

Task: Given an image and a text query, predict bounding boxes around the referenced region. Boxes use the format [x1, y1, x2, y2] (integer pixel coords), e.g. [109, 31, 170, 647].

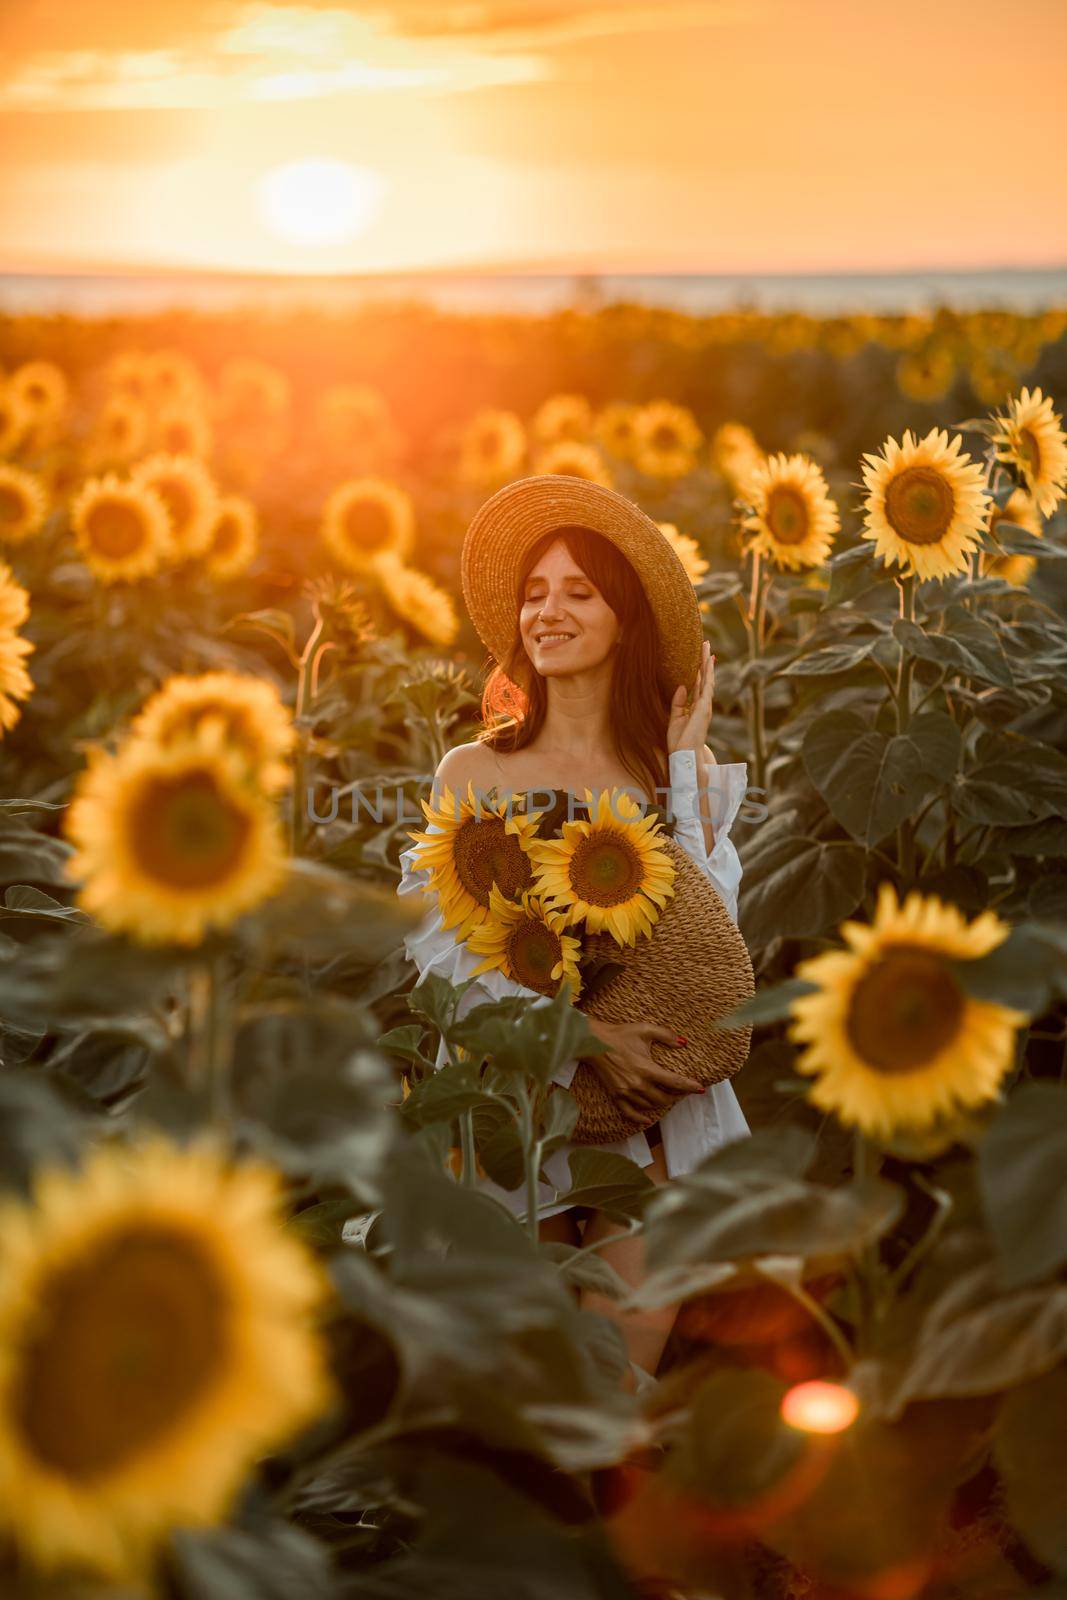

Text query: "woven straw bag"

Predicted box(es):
[560, 835, 754, 1145]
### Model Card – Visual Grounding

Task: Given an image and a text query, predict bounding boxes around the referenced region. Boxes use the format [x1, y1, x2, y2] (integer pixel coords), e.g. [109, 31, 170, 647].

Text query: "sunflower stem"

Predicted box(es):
[850, 1128, 883, 1348]
[291, 614, 325, 856]
[459, 1108, 478, 1189]
[894, 574, 918, 882]
[746, 549, 769, 793]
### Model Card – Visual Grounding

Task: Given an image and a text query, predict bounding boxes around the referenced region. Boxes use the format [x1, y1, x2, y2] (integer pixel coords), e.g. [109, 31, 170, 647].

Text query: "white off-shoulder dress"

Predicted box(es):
[395, 748, 752, 1223]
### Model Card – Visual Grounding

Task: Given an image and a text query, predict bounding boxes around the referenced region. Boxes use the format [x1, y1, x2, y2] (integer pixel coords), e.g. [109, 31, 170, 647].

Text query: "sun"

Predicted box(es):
[255, 158, 386, 248]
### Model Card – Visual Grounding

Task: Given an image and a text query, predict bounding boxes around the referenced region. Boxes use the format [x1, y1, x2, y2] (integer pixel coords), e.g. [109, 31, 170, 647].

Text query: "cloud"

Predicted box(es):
[0, 0, 758, 113]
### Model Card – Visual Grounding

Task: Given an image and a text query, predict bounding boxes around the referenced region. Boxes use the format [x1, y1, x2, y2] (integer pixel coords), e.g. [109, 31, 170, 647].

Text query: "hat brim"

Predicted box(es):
[460, 475, 704, 694]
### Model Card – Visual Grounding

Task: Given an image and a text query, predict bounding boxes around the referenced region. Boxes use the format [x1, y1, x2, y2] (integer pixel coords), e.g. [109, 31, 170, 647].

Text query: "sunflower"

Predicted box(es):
[89, 395, 149, 465]
[594, 401, 640, 460]
[0, 562, 34, 734]
[527, 788, 676, 948]
[217, 359, 290, 424]
[895, 344, 956, 402]
[710, 421, 764, 494]
[63, 729, 288, 946]
[531, 393, 593, 444]
[984, 487, 1042, 586]
[145, 349, 205, 407]
[0, 384, 30, 456]
[406, 783, 545, 941]
[129, 671, 295, 794]
[657, 521, 709, 585]
[788, 883, 1027, 1141]
[105, 351, 153, 404]
[375, 553, 459, 647]
[990, 386, 1067, 517]
[10, 361, 69, 428]
[860, 427, 990, 582]
[316, 384, 398, 465]
[0, 1134, 334, 1578]
[739, 452, 840, 571]
[203, 494, 258, 579]
[632, 400, 703, 479]
[458, 409, 527, 485]
[131, 453, 220, 561]
[156, 403, 213, 459]
[321, 477, 415, 574]
[533, 440, 613, 487]
[70, 475, 170, 584]
[0, 464, 49, 544]
[466, 882, 583, 999]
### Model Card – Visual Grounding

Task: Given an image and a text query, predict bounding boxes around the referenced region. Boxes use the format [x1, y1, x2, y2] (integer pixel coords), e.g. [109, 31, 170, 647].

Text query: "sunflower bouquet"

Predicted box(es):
[404, 779, 681, 1005]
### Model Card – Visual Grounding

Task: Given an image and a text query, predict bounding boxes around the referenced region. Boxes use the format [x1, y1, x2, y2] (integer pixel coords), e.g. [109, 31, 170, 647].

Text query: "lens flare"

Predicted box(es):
[780, 1379, 859, 1435]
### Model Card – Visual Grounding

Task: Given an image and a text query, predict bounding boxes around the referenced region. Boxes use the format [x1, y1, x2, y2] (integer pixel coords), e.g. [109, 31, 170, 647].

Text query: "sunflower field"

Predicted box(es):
[1, 298, 1067, 1599]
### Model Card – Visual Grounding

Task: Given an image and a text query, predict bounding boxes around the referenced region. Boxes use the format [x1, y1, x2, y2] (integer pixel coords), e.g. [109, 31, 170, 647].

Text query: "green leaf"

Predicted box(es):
[740, 834, 866, 945]
[407, 970, 480, 1032]
[402, 1054, 487, 1125]
[995, 1364, 1067, 1571]
[375, 1022, 433, 1067]
[803, 710, 936, 845]
[894, 611, 1014, 689]
[0, 1069, 94, 1197]
[667, 1368, 806, 1506]
[949, 922, 1067, 1012]
[822, 544, 893, 609]
[780, 638, 883, 677]
[453, 986, 601, 1091]
[555, 1148, 656, 1219]
[167, 1522, 335, 1600]
[711, 976, 818, 1031]
[978, 1084, 1067, 1290]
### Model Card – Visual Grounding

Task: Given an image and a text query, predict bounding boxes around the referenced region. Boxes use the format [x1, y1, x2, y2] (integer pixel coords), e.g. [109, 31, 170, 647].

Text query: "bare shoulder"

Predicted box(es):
[433, 740, 500, 797]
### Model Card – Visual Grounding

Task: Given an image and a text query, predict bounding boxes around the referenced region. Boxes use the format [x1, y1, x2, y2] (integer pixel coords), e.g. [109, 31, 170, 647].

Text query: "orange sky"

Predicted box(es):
[1, 0, 1066, 276]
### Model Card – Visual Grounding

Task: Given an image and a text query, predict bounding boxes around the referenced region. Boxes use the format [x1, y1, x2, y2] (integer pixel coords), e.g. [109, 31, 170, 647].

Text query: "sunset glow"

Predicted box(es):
[0, 1, 1065, 276]
[256, 159, 387, 248]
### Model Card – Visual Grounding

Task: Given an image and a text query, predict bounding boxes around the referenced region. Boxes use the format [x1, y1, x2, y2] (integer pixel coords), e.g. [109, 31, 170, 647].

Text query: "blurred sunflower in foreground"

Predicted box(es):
[63, 723, 288, 946]
[0, 561, 34, 734]
[87, 394, 149, 468]
[860, 426, 990, 581]
[990, 385, 1067, 517]
[527, 789, 676, 948]
[788, 883, 1027, 1141]
[129, 671, 296, 794]
[738, 452, 840, 571]
[0, 463, 49, 545]
[632, 399, 702, 479]
[466, 883, 584, 999]
[9, 360, 69, 446]
[656, 521, 709, 586]
[321, 477, 415, 575]
[0, 384, 31, 456]
[534, 439, 613, 486]
[457, 408, 527, 485]
[0, 1135, 334, 1579]
[594, 401, 640, 461]
[375, 552, 459, 647]
[70, 475, 170, 584]
[407, 784, 543, 941]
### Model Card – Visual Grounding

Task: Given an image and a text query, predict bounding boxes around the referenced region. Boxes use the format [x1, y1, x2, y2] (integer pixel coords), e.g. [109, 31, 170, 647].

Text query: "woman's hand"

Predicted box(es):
[667, 640, 716, 768]
[583, 1016, 705, 1126]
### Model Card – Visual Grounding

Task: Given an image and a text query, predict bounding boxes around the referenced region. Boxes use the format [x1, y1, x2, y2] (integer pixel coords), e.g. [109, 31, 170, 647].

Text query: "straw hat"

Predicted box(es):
[561, 835, 754, 1145]
[460, 475, 705, 694]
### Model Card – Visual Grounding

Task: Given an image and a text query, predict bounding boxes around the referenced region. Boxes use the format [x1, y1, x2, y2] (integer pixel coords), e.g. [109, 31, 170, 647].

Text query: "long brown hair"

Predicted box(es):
[475, 525, 678, 803]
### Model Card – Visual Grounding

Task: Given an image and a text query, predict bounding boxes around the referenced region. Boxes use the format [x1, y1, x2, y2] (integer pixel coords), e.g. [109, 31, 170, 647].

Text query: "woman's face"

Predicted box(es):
[518, 538, 621, 676]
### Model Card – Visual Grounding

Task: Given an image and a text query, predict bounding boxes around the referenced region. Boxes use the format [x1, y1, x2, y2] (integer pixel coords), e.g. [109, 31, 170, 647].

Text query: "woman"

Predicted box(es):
[396, 473, 751, 1389]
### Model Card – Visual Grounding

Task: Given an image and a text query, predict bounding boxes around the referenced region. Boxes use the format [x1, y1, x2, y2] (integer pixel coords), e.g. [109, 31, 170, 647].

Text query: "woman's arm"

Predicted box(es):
[664, 747, 748, 924]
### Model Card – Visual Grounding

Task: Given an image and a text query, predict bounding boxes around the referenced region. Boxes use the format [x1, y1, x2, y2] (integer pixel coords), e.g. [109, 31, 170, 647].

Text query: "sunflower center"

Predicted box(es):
[15, 1225, 228, 1479]
[342, 499, 392, 550]
[0, 485, 28, 526]
[884, 466, 954, 546]
[212, 513, 240, 555]
[85, 500, 148, 558]
[844, 943, 965, 1073]
[569, 832, 642, 906]
[129, 769, 252, 889]
[452, 816, 533, 906]
[652, 425, 679, 451]
[155, 478, 195, 538]
[164, 423, 193, 453]
[1018, 427, 1043, 477]
[507, 917, 562, 994]
[766, 485, 811, 545]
